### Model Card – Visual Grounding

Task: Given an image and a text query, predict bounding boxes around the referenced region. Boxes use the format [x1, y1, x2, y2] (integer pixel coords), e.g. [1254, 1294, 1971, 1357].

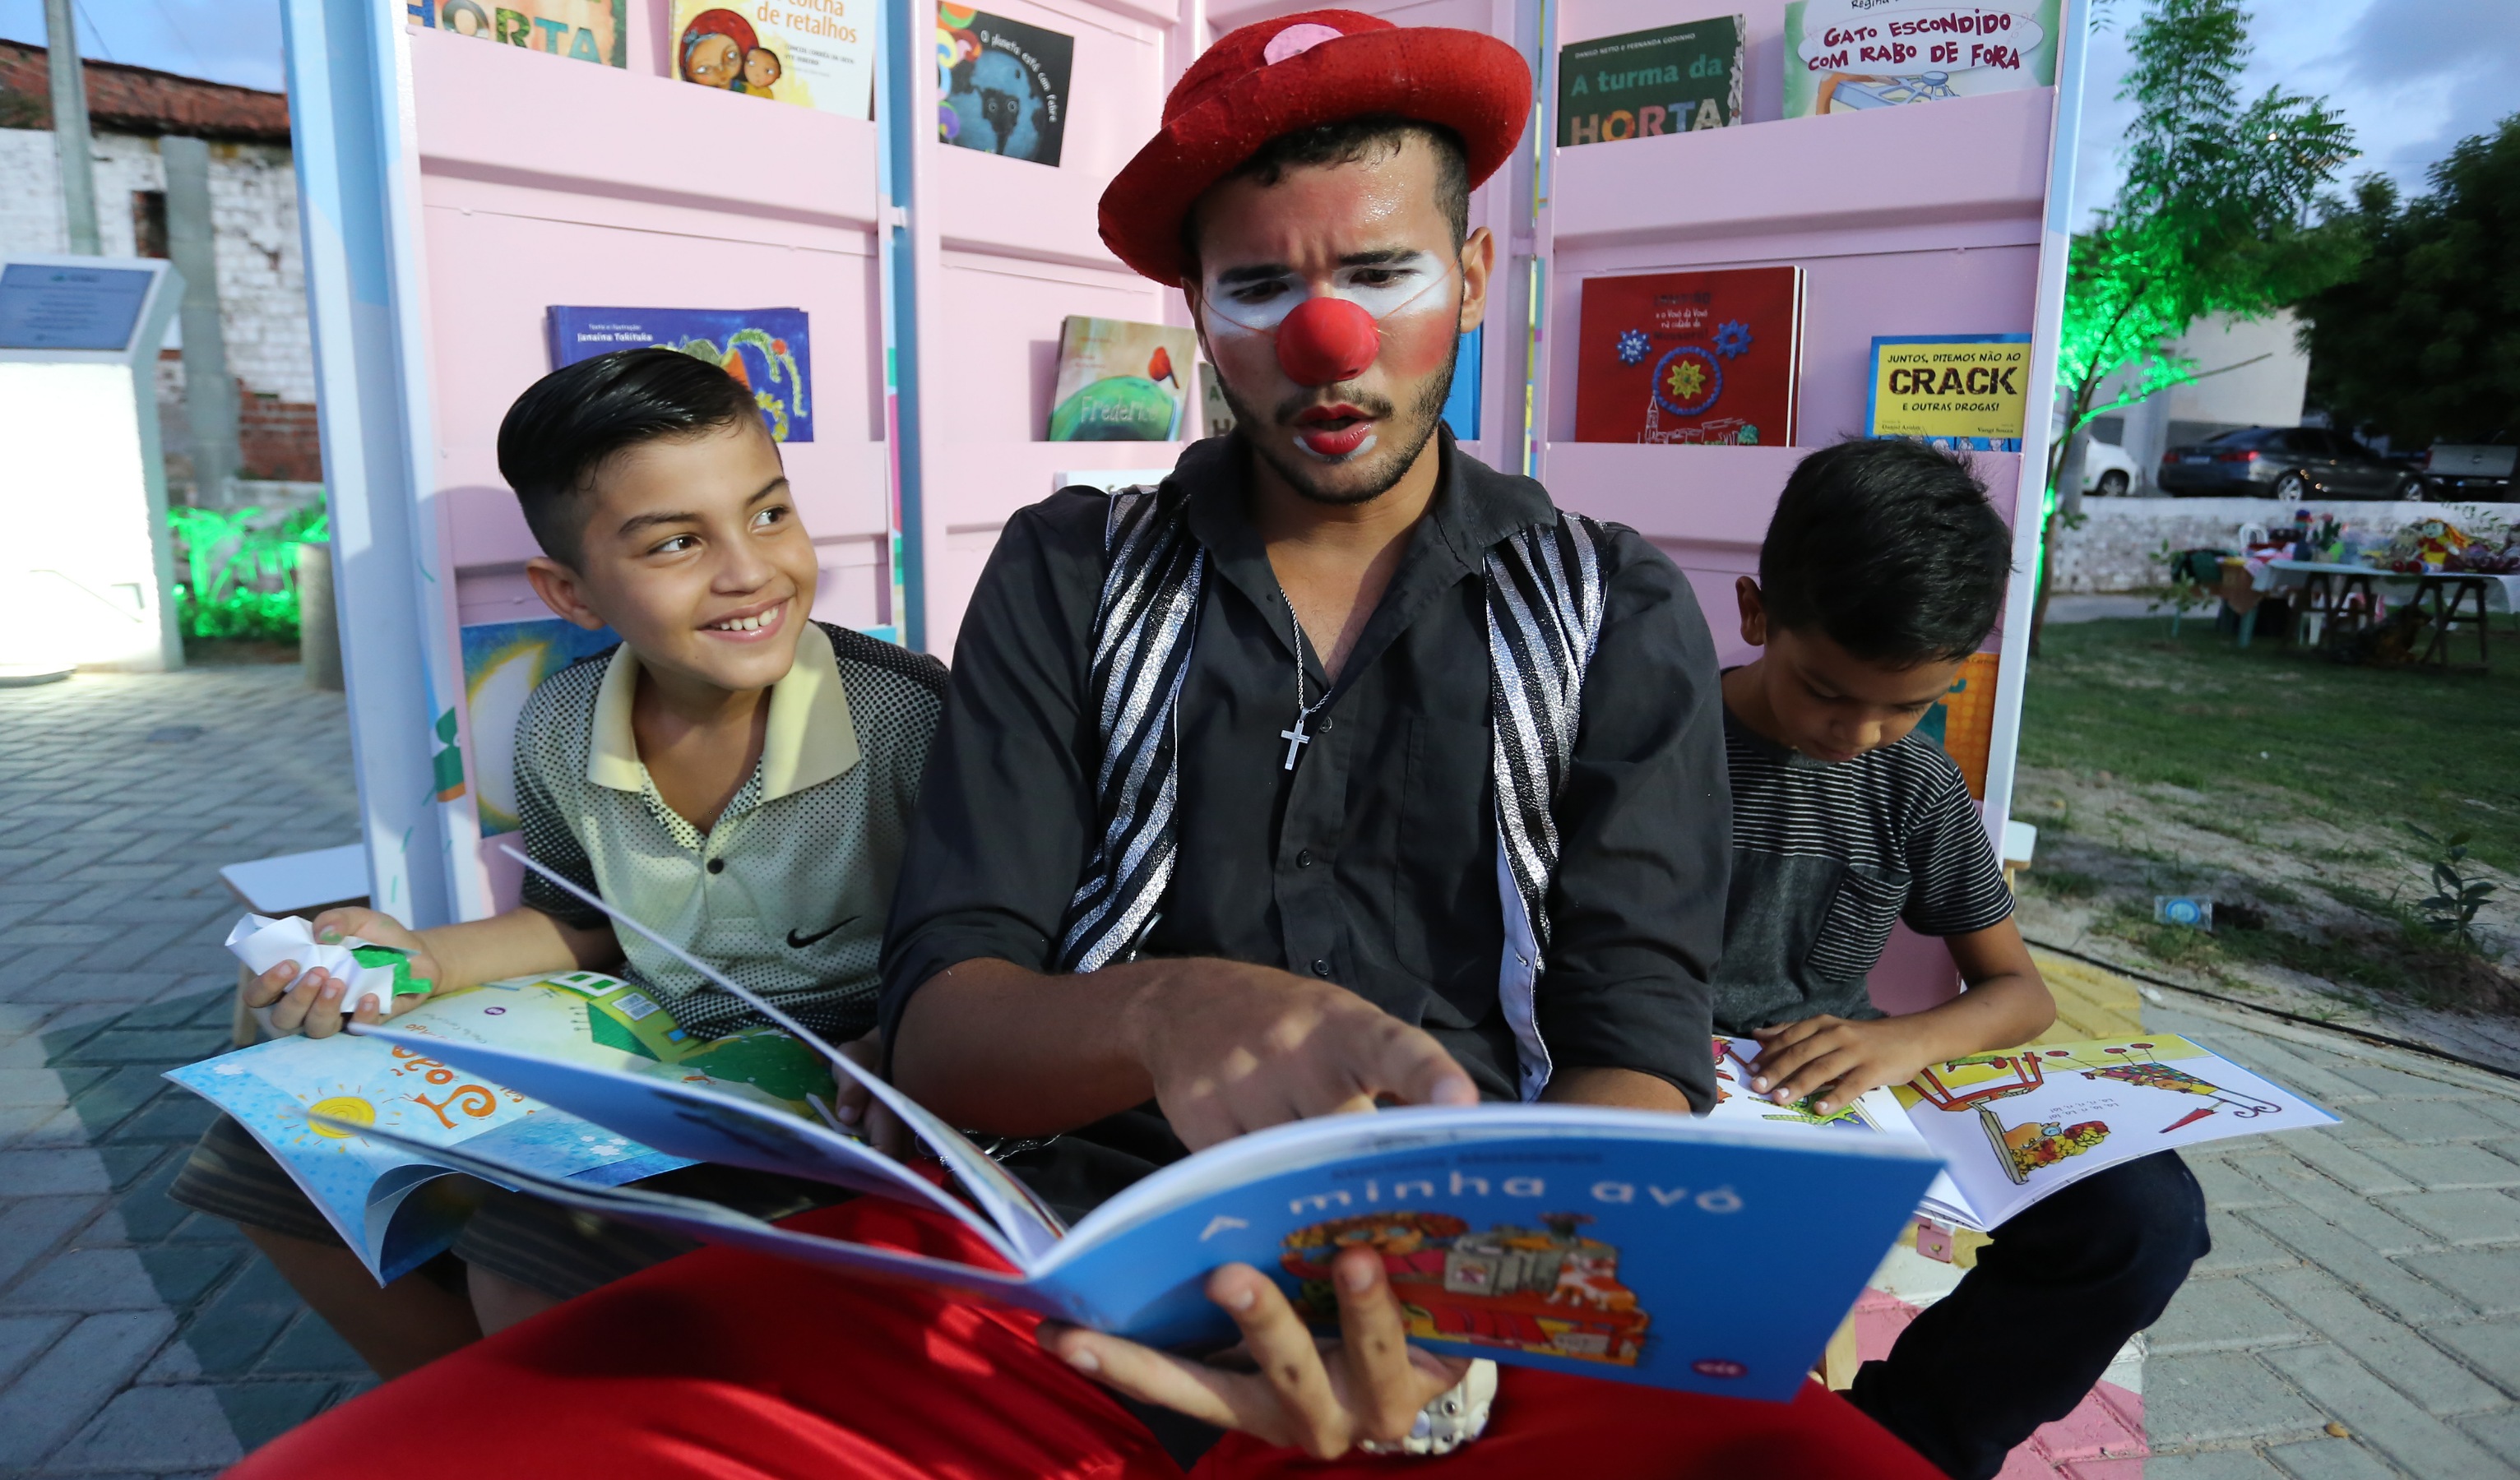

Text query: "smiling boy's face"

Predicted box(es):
[526, 416, 817, 698]
[1734, 576, 1962, 762]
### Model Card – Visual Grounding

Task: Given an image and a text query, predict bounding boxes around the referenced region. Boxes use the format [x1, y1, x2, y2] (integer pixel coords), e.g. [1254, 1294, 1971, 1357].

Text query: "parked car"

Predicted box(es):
[2421, 443, 2515, 500]
[2081, 437, 2142, 496]
[2156, 426, 2420, 500]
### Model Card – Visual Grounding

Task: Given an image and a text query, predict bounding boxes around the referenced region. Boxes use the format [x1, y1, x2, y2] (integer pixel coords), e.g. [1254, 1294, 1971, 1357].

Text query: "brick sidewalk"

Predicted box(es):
[1, 664, 2518, 1477]
[0, 665, 368, 1476]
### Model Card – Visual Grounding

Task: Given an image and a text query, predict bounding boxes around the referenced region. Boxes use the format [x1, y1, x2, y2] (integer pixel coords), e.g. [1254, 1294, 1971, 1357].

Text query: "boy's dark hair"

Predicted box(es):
[1758, 438, 2013, 665]
[496, 348, 762, 566]
[1180, 115, 1469, 275]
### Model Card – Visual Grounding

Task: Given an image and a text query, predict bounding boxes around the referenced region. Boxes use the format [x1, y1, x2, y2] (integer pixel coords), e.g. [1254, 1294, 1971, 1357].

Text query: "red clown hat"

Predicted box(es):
[1098, 11, 1532, 286]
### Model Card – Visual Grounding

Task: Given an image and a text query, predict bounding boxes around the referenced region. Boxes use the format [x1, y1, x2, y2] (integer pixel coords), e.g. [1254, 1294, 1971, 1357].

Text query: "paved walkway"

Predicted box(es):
[1, 664, 2518, 1477]
[0, 664, 368, 1476]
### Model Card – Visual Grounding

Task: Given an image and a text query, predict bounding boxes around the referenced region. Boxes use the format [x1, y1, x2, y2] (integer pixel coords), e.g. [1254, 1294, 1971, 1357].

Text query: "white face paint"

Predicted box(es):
[1198, 252, 1457, 336]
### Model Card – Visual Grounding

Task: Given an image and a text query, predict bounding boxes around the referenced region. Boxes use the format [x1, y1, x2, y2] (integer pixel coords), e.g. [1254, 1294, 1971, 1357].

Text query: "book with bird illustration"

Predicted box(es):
[1048, 316, 1199, 442]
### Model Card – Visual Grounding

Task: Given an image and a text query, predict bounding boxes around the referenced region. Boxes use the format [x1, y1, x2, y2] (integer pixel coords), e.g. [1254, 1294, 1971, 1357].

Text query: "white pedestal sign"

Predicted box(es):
[0, 255, 185, 674]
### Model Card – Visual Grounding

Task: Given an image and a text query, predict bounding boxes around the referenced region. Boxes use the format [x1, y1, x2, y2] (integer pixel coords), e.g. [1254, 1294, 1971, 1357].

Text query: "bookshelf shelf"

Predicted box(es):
[1545, 442, 2025, 548]
[1549, 87, 2054, 250]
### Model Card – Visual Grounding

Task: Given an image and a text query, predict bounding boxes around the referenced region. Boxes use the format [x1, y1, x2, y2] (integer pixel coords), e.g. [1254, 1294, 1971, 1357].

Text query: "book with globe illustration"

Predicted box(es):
[547, 306, 813, 442]
[286, 852, 1942, 1399]
[1048, 316, 1198, 442]
[163, 965, 835, 1283]
[1573, 266, 1804, 446]
[1708, 1034, 2334, 1232]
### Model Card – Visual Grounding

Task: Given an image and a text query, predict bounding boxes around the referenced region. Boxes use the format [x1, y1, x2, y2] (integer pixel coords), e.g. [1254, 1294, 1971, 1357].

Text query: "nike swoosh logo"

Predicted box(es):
[785, 917, 856, 949]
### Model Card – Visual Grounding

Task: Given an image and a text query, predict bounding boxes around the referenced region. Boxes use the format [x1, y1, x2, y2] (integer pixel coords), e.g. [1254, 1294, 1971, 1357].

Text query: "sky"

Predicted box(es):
[2, 0, 2513, 223]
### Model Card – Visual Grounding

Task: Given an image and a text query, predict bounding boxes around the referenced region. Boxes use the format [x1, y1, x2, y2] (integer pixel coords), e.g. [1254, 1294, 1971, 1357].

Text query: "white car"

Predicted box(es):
[2081, 437, 2142, 496]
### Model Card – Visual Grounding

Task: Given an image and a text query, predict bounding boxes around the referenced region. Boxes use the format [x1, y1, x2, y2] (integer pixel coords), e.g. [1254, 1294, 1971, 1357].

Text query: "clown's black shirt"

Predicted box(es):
[878, 431, 1730, 1214]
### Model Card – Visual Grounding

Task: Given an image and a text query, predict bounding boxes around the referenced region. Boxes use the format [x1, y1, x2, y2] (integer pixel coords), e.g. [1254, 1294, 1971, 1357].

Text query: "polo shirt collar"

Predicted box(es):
[586, 619, 859, 802]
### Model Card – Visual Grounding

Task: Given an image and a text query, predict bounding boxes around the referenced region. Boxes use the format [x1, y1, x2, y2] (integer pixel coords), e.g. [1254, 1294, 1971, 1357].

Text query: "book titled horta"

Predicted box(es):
[1558, 15, 1745, 146]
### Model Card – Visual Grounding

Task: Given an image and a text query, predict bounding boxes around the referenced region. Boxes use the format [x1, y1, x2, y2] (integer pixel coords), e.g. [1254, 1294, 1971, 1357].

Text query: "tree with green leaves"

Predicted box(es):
[2032, 0, 2359, 648]
[2299, 114, 2520, 448]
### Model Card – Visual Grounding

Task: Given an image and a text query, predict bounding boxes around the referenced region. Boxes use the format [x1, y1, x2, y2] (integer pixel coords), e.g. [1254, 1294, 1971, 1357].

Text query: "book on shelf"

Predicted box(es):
[165, 963, 832, 1282]
[1048, 317, 1199, 442]
[671, 2, 876, 119]
[1558, 15, 1744, 147]
[1784, 0, 2063, 118]
[938, 4, 1072, 167]
[1573, 266, 1804, 446]
[1865, 334, 2033, 452]
[1708, 1034, 2335, 1232]
[547, 306, 813, 443]
[406, 0, 626, 66]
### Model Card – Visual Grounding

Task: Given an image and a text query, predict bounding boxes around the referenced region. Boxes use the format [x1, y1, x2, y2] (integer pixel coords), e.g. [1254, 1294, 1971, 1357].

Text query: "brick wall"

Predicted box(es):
[2, 127, 318, 493]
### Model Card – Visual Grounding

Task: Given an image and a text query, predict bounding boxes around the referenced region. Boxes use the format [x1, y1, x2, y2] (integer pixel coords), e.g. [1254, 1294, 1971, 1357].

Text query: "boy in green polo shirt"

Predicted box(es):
[170, 349, 944, 1377]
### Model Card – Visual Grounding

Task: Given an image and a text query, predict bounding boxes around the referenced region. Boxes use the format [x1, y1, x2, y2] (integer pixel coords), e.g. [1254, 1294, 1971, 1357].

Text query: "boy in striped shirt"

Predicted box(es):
[1716, 437, 2207, 1480]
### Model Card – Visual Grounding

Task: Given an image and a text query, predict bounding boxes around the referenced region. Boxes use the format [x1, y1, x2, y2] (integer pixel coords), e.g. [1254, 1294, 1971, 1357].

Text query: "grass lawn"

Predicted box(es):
[2012, 615, 2520, 1020]
[2019, 616, 2520, 874]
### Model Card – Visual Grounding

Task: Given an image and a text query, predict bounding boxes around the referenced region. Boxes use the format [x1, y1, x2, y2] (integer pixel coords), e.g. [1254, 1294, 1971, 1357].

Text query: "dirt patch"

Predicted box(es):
[2013, 762, 2520, 1069]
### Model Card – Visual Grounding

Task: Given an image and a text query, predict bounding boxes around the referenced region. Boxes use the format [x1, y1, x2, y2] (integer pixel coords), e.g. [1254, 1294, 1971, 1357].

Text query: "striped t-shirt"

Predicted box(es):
[1710, 705, 2014, 1033]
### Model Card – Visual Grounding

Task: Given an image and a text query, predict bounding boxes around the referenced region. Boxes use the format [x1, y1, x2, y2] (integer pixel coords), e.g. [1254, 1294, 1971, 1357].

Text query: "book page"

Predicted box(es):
[1890, 1034, 2337, 1228]
[162, 973, 694, 1280]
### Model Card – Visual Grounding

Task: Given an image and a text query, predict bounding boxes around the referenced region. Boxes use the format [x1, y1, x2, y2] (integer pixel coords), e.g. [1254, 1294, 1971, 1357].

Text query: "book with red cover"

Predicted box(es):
[1573, 267, 1804, 445]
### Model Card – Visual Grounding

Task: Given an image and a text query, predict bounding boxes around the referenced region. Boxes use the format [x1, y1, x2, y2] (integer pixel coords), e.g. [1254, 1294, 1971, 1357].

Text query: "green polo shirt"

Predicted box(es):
[513, 620, 947, 1040]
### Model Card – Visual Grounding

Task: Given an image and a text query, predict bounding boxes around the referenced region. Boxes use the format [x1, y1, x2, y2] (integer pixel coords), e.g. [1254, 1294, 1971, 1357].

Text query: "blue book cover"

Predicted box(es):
[548, 306, 813, 442]
[338, 1028, 1941, 1400]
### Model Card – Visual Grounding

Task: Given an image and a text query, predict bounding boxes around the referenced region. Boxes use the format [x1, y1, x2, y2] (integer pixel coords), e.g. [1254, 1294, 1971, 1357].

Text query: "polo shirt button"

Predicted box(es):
[706, 858, 725, 875]
[1295, 849, 1313, 868]
[1311, 959, 1332, 978]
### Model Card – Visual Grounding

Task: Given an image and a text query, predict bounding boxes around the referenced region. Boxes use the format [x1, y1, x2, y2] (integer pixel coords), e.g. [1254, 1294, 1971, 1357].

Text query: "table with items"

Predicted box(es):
[2254, 560, 2518, 668]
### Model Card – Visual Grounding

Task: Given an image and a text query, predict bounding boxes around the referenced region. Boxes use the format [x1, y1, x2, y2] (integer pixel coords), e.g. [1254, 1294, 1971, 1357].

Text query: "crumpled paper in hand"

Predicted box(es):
[225, 913, 424, 1015]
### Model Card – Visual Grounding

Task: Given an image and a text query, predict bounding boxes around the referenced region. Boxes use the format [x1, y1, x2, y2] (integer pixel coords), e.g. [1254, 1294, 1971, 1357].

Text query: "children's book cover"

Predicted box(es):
[1558, 16, 1745, 147]
[938, 4, 1072, 167]
[672, 3, 875, 120]
[548, 307, 813, 442]
[1784, 0, 2061, 118]
[1573, 267, 1803, 446]
[405, 0, 628, 66]
[461, 619, 620, 837]
[1867, 335, 2032, 451]
[1049, 317, 1198, 442]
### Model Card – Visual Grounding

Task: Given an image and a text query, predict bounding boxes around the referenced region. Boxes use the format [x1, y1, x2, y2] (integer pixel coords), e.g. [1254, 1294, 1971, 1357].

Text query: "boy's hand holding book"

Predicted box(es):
[241, 908, 440, 1039]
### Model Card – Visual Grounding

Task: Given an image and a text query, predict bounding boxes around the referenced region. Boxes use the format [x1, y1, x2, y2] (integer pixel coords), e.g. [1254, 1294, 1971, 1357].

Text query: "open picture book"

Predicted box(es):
[1702, 1033, 2336, 1231]
[164, 965, 836, 1282]
[191, 853, 1951, 1400]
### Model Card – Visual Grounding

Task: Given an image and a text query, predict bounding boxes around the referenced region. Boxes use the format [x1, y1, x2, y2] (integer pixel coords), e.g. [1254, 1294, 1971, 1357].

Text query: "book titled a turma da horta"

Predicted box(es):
[1558, 15, 1745, 146]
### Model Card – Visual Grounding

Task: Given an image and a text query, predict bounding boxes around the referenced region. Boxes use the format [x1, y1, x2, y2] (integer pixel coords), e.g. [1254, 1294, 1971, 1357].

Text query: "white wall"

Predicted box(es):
[2082, 309, 2313, 488]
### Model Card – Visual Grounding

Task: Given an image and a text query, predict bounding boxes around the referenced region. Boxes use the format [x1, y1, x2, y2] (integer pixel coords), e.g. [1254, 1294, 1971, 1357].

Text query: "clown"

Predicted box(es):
[219, 15, 1940, 1480]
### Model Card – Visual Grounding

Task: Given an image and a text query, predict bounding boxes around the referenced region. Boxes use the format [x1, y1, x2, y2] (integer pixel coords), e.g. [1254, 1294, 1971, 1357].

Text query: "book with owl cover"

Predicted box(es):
[1707, 1034, 2335, 1233]
[1573, 267, 1804, 446]
[163, 969, 832, 1283]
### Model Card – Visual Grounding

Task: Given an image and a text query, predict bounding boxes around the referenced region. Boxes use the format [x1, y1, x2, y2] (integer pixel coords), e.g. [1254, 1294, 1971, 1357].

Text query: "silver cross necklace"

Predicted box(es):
[1280, 604, 1327, 771]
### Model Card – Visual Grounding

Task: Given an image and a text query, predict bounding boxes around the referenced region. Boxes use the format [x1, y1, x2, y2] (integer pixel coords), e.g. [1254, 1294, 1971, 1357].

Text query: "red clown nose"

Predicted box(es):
[1275, 296, 1379, 386]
